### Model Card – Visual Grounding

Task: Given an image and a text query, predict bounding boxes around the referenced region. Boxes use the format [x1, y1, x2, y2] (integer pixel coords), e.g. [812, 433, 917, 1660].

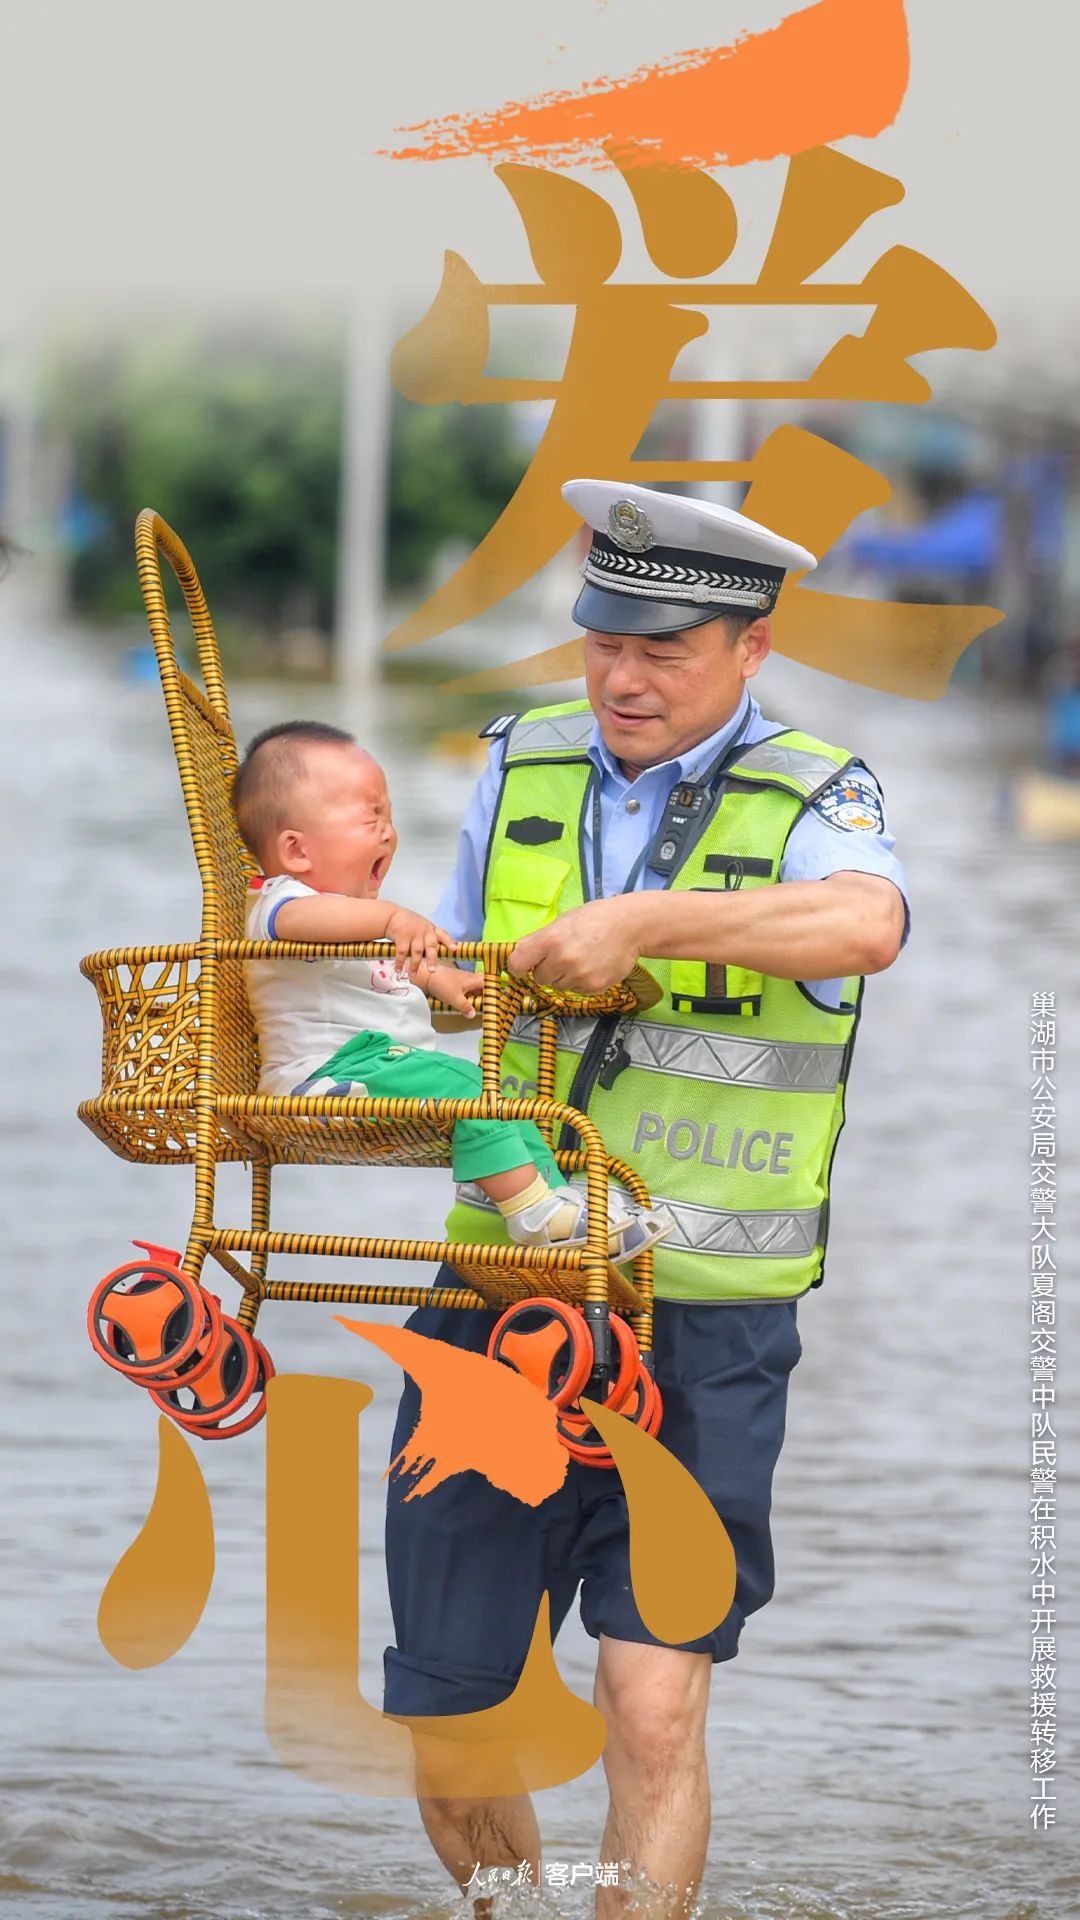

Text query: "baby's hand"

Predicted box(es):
[417, 963, 484, 1018]
[438, 967, 484, 1019]
[383, 906, 457, 974]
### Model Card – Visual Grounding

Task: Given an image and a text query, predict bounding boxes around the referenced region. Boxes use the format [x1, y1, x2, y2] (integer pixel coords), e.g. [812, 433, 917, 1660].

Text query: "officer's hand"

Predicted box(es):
[509, 899, 639, 995]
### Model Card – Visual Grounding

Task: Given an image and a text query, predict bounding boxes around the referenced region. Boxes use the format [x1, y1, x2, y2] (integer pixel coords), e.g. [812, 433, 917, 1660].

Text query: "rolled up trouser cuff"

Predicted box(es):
[450, 1116, 564, 1187]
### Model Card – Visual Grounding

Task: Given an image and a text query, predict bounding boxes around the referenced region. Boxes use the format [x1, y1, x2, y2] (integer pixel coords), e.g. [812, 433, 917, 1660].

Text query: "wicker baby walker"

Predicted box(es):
[80, 511, 664, 1459]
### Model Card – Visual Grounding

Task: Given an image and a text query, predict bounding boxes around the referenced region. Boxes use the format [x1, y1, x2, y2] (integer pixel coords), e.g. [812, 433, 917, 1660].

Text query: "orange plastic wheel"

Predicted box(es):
[88, 1260, 207, 1381]
[567, 1309, 640, 1416]
[148, 1315, 259, 1427]
[139, 1290, 226, 1390]
[487, 1297, 593, 1410]
[555, 1401, 617, 1468]
[168, 1339, 275, 1441]
[557, 1353, 663, 1466]
[612, 1362, 663, 1439]
[638, 1364, 664, 1439]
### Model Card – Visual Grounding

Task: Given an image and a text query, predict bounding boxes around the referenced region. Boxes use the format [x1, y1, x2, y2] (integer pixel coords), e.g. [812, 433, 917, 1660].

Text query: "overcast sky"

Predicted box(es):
[1, 0, 1075, 382]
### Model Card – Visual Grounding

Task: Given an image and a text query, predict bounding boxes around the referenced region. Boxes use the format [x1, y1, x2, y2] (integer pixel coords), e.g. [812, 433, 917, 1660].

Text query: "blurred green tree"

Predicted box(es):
[45, 322, 345, 647]
[43, 319, 532, 660]
[385, 391, 529, 589]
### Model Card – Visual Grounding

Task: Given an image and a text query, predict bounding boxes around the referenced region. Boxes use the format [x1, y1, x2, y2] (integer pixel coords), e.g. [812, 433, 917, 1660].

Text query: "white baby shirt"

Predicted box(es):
[244, 875, 436, 1094]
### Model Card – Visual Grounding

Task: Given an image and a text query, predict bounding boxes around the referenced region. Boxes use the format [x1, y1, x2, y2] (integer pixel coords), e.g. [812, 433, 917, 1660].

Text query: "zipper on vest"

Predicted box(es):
[556, 708, 783, 1153]
[597, 1020, 631, 1089]
[557, 1012, 620, 1153]
[558, 769, 736, 1149]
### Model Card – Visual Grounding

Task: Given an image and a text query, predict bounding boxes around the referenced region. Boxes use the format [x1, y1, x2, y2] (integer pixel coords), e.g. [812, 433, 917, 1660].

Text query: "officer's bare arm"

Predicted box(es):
[509, 873, 905, 993]
[623, 871, 905, 980]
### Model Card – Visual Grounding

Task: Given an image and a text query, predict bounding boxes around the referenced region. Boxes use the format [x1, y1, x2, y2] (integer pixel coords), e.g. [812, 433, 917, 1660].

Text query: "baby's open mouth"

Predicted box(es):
[369, 856, 389, 885]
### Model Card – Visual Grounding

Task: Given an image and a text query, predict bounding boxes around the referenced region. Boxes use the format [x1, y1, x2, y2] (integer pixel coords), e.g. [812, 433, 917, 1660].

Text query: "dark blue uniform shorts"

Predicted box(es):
[382, 1268, 802, 1717]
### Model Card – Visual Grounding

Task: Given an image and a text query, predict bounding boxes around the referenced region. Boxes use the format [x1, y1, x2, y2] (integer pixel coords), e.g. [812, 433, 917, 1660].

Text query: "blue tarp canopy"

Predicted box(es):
[843, 455, 1066, 576]
[847, 492, 1002, 573]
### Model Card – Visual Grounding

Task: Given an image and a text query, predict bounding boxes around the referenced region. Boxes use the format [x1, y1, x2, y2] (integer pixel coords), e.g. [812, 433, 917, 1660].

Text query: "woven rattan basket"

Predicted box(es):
[79, 512, 661, 1347]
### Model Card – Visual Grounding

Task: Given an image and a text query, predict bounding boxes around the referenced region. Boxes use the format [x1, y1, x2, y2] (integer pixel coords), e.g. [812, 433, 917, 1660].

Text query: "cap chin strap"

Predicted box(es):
[579, 558, 775, 613]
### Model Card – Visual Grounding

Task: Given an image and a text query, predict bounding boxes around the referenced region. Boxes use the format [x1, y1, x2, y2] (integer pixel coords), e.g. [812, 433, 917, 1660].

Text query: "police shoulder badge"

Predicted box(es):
[608, 499, 654, 552]
[811, 773, 886, 834]
[477, 712, 520, 740]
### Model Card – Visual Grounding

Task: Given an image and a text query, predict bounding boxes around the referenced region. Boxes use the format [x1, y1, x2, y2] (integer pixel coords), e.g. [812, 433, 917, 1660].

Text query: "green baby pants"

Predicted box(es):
[311, 1031, 566, 1188]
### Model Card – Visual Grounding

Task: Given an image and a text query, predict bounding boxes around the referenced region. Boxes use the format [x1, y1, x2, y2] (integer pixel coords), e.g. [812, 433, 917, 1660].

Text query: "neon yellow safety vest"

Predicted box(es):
[445, 698, 871, 1305]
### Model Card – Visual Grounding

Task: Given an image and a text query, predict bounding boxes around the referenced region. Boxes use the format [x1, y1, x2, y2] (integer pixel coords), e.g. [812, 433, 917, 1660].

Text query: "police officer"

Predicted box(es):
[383, 480, 909, 1912]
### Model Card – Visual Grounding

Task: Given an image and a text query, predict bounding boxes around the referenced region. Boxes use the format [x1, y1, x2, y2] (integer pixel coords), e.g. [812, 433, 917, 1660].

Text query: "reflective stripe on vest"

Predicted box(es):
[503, 707, 597, 759]
[504, 1013, 847, 1093]
[446, 698, 867, 1304]
[725, 737, 849, 797]
[456, 1181, 824, 1258]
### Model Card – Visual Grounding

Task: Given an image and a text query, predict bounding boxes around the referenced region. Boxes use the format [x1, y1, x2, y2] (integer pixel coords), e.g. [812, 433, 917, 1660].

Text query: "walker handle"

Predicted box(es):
[131, 1239, 182, 1269]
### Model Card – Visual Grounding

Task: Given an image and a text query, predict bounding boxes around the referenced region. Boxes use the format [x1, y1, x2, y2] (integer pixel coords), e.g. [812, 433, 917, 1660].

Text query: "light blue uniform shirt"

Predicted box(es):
[434, 689, 910, 1008]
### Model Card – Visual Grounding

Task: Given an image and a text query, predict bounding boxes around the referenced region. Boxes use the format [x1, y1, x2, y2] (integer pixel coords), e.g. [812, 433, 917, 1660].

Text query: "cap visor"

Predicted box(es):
[572, 582, 723, 637]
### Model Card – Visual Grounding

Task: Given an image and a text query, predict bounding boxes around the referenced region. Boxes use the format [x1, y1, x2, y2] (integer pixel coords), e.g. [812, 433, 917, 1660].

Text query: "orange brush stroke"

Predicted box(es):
[336, 1318, 566, 1507]
[385, 0, 909, 168]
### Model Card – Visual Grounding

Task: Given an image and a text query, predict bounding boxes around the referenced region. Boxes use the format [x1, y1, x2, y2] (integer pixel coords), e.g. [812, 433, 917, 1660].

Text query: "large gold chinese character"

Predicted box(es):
[387, 146, 1001, 699]
[97, 1324, 735, 1798]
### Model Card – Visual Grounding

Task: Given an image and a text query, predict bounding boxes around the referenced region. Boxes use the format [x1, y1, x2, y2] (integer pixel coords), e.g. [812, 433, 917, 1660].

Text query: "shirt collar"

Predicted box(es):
[587, 689, 758, 787]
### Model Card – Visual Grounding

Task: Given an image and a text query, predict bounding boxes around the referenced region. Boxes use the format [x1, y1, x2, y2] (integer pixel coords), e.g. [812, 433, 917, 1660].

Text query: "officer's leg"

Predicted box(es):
[572, 1299, 802, 1913]
[382, 1284, 580, 1909]
[592, 1637, 712, 1918]
[417, 1774, 540, 1919]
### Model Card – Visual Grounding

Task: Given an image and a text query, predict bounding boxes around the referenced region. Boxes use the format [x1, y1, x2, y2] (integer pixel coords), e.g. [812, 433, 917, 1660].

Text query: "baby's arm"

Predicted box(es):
[270, 891, 456, 974]
[410, 961, 485, 1019]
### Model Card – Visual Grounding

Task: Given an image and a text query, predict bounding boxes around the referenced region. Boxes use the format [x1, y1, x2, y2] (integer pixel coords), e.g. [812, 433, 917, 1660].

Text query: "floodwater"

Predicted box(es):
[1, 610, 1077, 1920]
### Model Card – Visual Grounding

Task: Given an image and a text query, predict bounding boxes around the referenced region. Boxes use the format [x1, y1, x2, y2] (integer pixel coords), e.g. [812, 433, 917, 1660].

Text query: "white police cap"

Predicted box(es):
[562, 478, 817, 636]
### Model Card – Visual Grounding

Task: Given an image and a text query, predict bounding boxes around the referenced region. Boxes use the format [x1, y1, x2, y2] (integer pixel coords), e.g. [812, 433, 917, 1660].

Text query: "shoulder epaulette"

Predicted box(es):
[478, 713, 520, 741]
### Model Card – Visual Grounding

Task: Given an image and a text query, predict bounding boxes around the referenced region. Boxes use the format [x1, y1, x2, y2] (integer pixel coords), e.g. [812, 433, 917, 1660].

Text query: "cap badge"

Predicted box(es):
[608, 499, 654, 553]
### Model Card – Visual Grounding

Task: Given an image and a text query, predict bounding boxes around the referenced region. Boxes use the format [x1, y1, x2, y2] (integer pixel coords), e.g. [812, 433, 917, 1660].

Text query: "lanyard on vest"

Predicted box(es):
[588, 695, 755, 902]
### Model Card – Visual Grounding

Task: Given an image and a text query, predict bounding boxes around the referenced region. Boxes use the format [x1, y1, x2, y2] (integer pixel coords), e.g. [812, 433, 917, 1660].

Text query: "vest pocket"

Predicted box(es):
[669, 959, 765, 1016]
[486, 848, 572, 944]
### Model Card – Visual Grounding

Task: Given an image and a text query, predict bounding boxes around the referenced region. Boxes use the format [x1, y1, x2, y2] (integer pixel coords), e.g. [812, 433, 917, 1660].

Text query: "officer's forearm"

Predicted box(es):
[624, 873, 904, 979]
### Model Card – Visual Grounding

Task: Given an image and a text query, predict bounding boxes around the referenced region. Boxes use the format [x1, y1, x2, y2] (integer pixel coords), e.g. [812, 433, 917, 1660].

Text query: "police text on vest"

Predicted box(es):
[633, 1111, 794, 1175]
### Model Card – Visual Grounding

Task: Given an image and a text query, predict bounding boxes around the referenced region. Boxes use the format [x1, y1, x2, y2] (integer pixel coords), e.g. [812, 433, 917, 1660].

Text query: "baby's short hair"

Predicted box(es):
[231, 719, 355, 866]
